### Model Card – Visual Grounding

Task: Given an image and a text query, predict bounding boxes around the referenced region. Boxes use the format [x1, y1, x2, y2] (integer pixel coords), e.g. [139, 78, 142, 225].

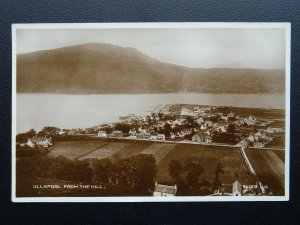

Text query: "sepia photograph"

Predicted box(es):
[12, 23, 290, 202]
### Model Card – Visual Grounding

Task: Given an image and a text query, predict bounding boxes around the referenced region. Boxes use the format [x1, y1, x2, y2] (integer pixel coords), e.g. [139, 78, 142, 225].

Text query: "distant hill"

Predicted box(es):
[17, 43, 285, 94]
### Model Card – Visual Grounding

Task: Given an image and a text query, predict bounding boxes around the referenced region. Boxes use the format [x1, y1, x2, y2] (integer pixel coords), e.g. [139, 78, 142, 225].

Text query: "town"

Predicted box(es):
[19, 104, 285, 150]
[16, 104, 285, 197]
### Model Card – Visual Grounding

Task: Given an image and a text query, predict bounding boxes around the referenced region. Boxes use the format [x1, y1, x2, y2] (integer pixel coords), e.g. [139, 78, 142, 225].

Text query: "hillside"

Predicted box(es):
[17, 43, 285, 94]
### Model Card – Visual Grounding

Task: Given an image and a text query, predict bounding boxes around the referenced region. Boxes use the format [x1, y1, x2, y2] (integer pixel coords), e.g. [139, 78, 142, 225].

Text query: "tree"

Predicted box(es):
[168, 160, 183, 181]
[214, 163, 224, 180]
[115, 123, 131, 134]
[104, 127, 113, 134]
[112, 157, 132, 185]
[70, 159, 93, 182]
[186, 116, 194, 127]
[184, 158, 204, 188]
[48, 156, 73, 180]
[27, 129, 36, 137]
[212, 131, 237, 144]
[163, 123, 172, 138]
[210, 115, 220, 122]
[129, 154, 157, 194]
[16, 156, 36, 176]
[227, 123, 236, 134]
[176, 179, 189, 196]
[146, 115, 153, 125]
[158, 113, 163, 120]
[110, 154, 157, 194]
[16, 133, 30, 143]
[212, 163, 224, 193]
[42, 126, 60, 135]
[37, 130, 47, 137]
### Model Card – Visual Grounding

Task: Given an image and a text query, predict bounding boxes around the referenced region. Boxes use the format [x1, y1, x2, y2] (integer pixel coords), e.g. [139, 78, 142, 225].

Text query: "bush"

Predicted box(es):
[16, 153, 157, 195]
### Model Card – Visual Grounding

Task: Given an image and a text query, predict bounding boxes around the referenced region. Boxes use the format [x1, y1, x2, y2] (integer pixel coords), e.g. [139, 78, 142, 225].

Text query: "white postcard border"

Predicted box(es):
[11, 22, 291, 202]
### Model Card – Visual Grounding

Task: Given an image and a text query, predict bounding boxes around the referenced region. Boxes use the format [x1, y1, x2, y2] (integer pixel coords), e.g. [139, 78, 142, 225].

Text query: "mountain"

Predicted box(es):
[17, 43, 285, 94]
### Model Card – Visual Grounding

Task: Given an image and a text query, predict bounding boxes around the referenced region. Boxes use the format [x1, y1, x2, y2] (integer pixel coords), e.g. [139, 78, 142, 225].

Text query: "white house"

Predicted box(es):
[128, 135, 137, 139]
[200, 124, 207, 130]
[267, 127, 283, 133]
[232, 180, 242, 196]
[228, 111, 236, 118]
[156, 134, 166, 141]
[181, 107, 195, 116]
[110, 131, 123, 138]
[192, 132, 211, 143]
[58, 130, 67, 135]
[197, 117, 204, 124]
[170, 133, 176, 140]
[27, 136, 52, 148]
[153, 182, 177, 197]
[247, 135, 255, 142]
[217, 125, 227, 133]
[220, 116, 229, 122]
[137, 132, 151, 139]
[98, 130, 108, 138]
[253, 142, 265, 148]
[149, 135, 157, 141]
[205, 121, 213, 127]
[194, 106, 202, 113]
[254, 131, 262, 138]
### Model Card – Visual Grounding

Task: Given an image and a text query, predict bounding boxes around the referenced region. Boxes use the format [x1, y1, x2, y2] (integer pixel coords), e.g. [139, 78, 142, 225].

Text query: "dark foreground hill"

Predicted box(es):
[17, 43, 285, 94]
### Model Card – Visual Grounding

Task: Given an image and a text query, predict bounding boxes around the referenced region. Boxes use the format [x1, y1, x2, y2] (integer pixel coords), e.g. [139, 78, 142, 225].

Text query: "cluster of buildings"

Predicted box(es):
[153, 179, 269, 197]
[93, 104, 284, 148]
[181, 106, 284, 148]
[153, 182, 177, 197]
[22, 136, 53, 148]
[96, 107, 200, 141]
[21, 104, 284, 149]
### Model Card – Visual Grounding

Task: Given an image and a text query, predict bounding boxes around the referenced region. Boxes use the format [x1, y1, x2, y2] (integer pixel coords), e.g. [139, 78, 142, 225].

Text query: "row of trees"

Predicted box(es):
[17, 154, 157, 195]
[168, 159, 224, 195]
[16, 127, 60, 143]
[212, 123, 238, 144]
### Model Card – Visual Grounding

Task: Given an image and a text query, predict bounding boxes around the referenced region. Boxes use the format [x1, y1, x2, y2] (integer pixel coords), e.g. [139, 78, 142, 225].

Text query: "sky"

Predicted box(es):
[16, 28, 286, 69]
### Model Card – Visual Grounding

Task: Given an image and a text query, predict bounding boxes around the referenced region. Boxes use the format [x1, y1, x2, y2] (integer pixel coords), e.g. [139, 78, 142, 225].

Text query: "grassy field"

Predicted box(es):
[245, 149, 285, 195]
[156, 144, 249, 186]
[80, 142, 131, 160]
[141, 143, 176, 163]
[265, 137, 285, 148]
[270, 120, 285, 128]
[273, 150, 285, 162]
[48, 140, 285, 195]
[49, 141, 109, 160]
[155, 144, 205, 182]
[212, 107, 285, 119]
[168, 104, 285, 120]
[116, 142, 152, 158]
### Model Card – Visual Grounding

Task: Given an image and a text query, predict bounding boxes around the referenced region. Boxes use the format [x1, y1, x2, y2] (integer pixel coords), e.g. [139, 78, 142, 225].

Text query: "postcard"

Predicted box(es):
[12, 22, 290, 202]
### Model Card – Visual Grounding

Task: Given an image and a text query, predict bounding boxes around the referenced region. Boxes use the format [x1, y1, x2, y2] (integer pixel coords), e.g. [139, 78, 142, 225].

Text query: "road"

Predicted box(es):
[91, 135, 284, 151]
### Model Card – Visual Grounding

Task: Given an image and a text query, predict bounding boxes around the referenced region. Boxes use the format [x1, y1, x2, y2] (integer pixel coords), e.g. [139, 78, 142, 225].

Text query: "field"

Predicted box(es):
[212, 107, 285, 120]
[270, 120, 285, 128]
[48, 140, 285, 195]
[265, 136, 285, 148]
[116, 142, 152, 158]
[141, 143, 176, 163]
[169, 104, 285, 120]
[80, 142, 131, 160]
[155, 144, 249, 186]
[48, 141, 109, 160]
[245, 149, 285, 195]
